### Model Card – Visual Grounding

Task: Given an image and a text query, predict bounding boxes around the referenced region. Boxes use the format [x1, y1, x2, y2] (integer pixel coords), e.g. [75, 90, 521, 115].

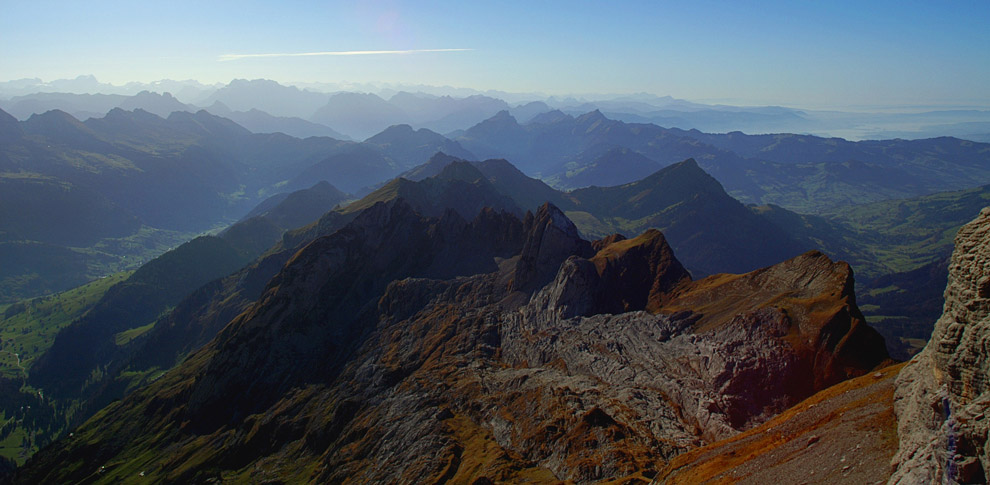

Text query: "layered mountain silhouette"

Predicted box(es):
[311, 92, 411, 140]
[364, 124, 475, 168]
[7, 77, 990, 142]
[543, 146, 662, 189]
[400, 153, 810, 276]
[387, 92, 510, 134]
[225, 181, 351, 257]
[116, 91, 193, 118]
[25, 181, 350, 399]
[200, 78, 329, 119]
[456, 110, 990, 214]
[0, 107, 461, 302]
[285, 144, 402, 194]
[0, 92, 129, 120]
[202, 101, 349, 140]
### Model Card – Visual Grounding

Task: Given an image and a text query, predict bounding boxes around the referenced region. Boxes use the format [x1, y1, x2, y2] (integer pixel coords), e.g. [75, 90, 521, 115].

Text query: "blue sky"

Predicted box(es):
[2, 0, 988, 108]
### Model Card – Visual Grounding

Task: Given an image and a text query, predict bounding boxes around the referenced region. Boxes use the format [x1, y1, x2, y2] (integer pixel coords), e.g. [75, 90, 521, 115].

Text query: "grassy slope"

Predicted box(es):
[0, 222, 210, 305]
[827, 184, 990, 273]
[0, 272, 131, 378]
[0, 272, 130, 464]
[824, 185, 990, 358]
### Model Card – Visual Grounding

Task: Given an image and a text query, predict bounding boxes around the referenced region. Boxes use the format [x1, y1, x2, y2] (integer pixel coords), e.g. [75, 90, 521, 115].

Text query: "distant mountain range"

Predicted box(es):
[5, 77, 990, 142]
[456, 109, 990, 214]
[0, 106, 465, 302]
[203, 101, 350, 140]
[3, 103, 988, 330]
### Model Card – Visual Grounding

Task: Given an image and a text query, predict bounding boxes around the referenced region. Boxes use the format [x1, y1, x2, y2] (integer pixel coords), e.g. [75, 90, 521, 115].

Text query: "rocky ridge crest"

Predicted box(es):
[15, 203, 890, 484]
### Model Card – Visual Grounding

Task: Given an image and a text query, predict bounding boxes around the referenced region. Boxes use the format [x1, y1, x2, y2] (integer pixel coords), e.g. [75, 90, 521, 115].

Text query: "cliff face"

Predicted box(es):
[657, 206, 990, 484]
[663, 250, 890, 392]
[892, 207, 990, 484]
[16, 203, 890, 484]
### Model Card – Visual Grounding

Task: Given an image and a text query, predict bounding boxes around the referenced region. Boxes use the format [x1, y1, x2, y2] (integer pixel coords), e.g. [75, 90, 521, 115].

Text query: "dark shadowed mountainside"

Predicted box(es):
[543, 146, 662, 190]
[285, 143, 402, 194]
[364, 124, 475, 168]
[0, 106, 435, 302]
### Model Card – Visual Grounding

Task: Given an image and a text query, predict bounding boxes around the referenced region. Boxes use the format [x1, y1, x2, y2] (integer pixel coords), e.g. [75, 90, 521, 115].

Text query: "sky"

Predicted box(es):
[2, 0, 988, 108]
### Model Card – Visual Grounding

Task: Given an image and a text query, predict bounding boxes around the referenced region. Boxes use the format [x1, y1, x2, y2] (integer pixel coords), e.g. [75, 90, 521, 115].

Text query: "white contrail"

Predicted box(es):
[219, 48, 472, 61]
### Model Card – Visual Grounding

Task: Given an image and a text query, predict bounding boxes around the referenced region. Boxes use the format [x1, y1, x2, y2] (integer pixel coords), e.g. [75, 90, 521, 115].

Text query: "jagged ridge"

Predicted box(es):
[15, 204, 890, 484]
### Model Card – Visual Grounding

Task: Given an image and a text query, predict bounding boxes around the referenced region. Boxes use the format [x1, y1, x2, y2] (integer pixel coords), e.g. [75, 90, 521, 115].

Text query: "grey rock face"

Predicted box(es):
[891, 207, 990, 484]
[512, 203, 594, 291]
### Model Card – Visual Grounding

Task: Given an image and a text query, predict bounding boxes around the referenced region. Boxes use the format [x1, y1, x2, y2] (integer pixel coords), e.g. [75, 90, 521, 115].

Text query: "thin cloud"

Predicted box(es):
[219, 48, 472, 62]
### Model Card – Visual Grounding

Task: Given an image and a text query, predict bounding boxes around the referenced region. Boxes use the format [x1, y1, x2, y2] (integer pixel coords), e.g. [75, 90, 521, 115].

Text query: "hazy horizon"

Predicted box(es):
[3, 1, 988, 110]
[3, 74, 990, 114]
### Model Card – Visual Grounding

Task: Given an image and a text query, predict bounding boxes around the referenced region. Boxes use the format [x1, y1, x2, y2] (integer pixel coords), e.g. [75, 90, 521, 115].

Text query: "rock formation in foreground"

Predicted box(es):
[656, 206, 990, 484]
[658, 362, 904, 484]
[15, 202, 890, 484]
[891, 207, 990, 484]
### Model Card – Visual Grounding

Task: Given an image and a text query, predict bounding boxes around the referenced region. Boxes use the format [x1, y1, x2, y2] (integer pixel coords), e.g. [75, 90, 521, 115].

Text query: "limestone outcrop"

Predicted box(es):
[891, 207, 990, 484]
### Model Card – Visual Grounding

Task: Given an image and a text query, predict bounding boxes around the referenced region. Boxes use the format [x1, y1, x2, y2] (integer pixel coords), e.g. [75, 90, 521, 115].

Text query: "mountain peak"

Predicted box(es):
[591, 228, 691, 312]
[639, 157, 718, 192]
[528, 109, 571, 124]
[0, 107, 22, 135]
[492, 109, 515, 120]
[328, 91, 388, 103]
[228, 78, 288, 90]
[380, 123, 415, 135]
[576, 109, 608, 124]
[205, 100, 232, 115]
[435, 159, 486, 183]
[395, 152, 465, 181]
[25, 109, 79, 124]
[103, 107, 165, 122]
[474, 110, 519, 127]
[667, 248, 889, 386]
[426, 151, 462, 168]
[464, 110, 524, 140]
[23, 110, 102, 143]
[512, 203, 592, 291]
[536, 202, 578, 237]
[132, 90, 176, 100]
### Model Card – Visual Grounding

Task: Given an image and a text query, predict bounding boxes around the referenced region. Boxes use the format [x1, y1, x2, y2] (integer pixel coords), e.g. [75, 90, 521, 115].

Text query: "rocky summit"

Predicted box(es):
[15, 202, 891, 484]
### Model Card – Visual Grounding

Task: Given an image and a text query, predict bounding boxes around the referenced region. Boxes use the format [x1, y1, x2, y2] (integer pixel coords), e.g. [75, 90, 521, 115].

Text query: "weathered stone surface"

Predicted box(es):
[658, 363, 904, 484]
[663, 250, 891, 391]
[891, 207, 990, 484]
[15, 205, 891, 484]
